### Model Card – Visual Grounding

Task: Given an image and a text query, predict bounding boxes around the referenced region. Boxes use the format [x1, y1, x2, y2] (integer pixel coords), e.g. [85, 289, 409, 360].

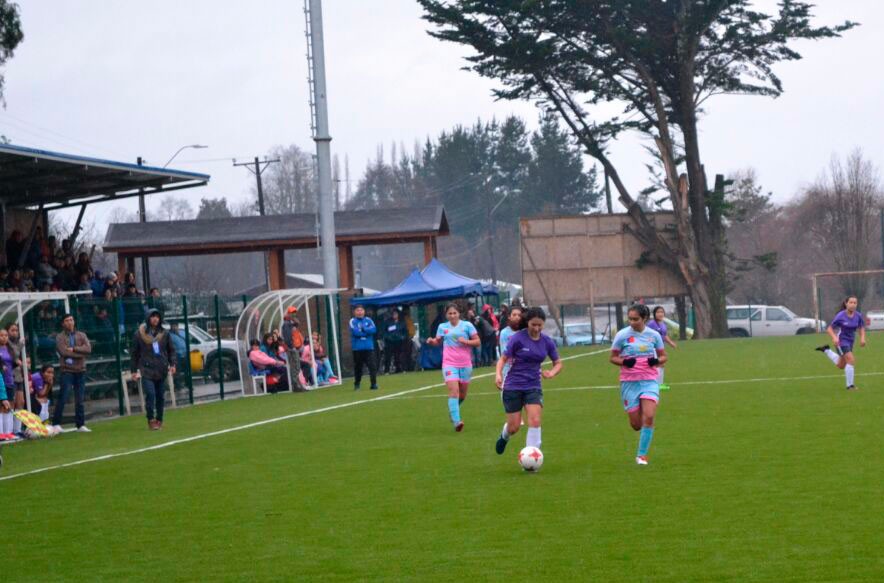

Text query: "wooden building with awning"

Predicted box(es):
[103, 206, 450, 290]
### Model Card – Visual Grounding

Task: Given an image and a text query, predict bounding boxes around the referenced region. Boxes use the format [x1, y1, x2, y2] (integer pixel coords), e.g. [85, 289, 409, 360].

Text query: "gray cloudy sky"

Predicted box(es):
[2, 1, 882, 232]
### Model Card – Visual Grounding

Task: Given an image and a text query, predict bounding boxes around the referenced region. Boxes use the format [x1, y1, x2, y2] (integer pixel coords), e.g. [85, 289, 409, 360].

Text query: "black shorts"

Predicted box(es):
[502, 389, 543, 414]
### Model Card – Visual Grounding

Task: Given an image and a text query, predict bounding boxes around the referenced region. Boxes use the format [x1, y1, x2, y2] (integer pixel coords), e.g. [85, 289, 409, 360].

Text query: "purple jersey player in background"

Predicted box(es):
[816, 295, 866, 390]
[648, 306, 678, 391]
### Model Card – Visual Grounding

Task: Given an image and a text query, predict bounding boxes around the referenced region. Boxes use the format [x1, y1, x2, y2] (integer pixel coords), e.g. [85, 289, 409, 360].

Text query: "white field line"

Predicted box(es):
[387, 370, 884, 400]
[0, 349, 610, 482]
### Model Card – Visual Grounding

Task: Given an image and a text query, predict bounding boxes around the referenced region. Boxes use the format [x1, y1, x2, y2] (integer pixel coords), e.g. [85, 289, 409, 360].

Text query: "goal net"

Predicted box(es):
[812, 269, 884, 329]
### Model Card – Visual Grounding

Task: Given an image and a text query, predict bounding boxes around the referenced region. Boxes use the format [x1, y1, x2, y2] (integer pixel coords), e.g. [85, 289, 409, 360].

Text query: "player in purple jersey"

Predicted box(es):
[815, 296, 866, 390]
[648, 306, 677, 391]
[494, 307, 562, 456]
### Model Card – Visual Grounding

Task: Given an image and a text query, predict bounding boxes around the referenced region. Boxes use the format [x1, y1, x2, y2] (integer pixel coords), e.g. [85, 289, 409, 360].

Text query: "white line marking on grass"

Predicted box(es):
[0, 349, 610, 482]
[387, 371, 884, 400]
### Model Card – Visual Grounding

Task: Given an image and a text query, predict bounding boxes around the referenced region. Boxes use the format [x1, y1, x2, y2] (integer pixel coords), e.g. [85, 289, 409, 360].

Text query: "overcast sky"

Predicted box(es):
[2, 1, 882, 233]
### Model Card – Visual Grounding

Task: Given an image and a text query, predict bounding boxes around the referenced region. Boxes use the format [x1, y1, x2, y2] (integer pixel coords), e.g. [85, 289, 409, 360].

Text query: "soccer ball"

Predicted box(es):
[518, 446, 544, 472]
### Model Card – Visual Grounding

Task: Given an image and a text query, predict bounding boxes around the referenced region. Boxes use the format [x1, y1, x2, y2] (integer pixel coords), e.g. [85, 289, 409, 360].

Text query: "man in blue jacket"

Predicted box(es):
[350, 304, 378, 390]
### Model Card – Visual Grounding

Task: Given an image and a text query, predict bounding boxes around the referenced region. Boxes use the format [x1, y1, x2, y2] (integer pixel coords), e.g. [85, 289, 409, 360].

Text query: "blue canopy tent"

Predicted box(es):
[359, 259, 497, 307]
[359, 260, 499, 370]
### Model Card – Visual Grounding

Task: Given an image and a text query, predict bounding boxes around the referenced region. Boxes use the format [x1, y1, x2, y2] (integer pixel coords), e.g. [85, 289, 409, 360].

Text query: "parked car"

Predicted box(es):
[726, 305, 820, 337]
[864, 310, 884, 331]
[167, 323, 240, 382]
[547, 322, 609, 346]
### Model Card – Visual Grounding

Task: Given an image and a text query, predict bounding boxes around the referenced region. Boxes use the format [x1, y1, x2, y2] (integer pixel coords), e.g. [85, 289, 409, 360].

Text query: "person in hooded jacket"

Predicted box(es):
[131, 309, 177, 430]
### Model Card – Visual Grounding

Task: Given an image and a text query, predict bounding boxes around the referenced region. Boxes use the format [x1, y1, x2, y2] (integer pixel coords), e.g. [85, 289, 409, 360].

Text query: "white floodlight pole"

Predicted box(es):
[307, 0, 339, 291]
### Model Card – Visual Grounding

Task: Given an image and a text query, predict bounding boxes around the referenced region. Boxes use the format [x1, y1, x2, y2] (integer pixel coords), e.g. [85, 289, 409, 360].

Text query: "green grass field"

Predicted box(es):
[5, 333, 884, 582]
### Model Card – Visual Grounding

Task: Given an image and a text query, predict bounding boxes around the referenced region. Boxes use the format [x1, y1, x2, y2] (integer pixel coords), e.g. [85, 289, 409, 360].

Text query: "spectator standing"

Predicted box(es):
[382, 310, 407, 374]
[6, 323, 25, 435]
[480, 304, 499, 365]
[52, 314, 93, 432]
[131, 309, 177, 430]
[349, 304, 378, 390]
[0, 328, 17, 437]
[281, 307, 307, 392]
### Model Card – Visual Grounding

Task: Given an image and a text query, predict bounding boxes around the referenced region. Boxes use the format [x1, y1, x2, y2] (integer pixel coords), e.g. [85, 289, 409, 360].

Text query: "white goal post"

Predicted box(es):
[811, 269, 884, 331]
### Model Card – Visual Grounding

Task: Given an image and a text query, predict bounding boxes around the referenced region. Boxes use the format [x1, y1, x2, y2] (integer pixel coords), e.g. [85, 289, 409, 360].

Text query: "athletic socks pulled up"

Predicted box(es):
[823, 349, 841, 366]
[845, 364, 855, 388]
[637, 426, 654, 457]
[526, 427, 542, 449]
[500, 423, 510, 441]
[0, 411, 12, 434]
[447, 397, 461, 424]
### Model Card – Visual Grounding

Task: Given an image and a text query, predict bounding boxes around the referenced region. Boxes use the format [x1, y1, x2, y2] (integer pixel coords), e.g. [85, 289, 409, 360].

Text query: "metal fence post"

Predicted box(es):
[183, 295, 194, 404]
[215, 294, 224, 400]
[112, 297, 125, 416]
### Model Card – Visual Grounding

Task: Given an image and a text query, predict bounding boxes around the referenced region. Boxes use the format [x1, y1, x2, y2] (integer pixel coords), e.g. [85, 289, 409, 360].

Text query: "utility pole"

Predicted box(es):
[233, 157, 280, 216]
[305, 0, 338, 290]
[234, 157, 280, 290]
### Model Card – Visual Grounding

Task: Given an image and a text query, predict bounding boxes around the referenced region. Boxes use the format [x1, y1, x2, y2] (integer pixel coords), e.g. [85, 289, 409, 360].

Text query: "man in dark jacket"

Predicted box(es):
[382, 310, 407, 374]
[131, 309, 177, 430]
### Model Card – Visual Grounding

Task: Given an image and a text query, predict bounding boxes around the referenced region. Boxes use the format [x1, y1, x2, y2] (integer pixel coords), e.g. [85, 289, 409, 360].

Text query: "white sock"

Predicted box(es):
[658, 368, 665, 385]
[845, 364, 855, 387]
[501, 423, 510, 441]
[527, 427, 542, 449]
[824, 349, 840, 365]
[12, 413, 21, 434]
[39, 401, 49, 422]
[1, 411, 12, 434]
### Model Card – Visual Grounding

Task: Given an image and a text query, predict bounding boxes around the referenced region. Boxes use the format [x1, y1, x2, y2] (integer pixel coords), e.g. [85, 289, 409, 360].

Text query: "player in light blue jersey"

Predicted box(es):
[498, 306, 523, 383]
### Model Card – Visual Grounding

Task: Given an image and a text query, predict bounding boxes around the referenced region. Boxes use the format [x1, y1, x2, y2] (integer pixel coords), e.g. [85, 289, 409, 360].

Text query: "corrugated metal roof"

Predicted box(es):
[0, 143, 210, 210]
[103, 206, 449, 254]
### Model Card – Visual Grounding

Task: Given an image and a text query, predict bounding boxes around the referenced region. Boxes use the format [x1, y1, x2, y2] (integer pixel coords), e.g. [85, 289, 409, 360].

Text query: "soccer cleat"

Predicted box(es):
[495, 436, 508, 455]
[847, 385, 858, 391]
[814, 345, 829, 352]
[77, 426, 92, 433]
[454, 421, 464, 432]
[353, 384, 360, 391]
[370, 385, 379, 391]
[156, 421, 163, 430]
[635, 455, 649, 466]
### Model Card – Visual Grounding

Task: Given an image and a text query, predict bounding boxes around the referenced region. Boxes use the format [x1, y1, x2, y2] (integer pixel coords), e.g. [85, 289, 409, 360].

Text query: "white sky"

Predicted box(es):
[2, 0, 882, 233]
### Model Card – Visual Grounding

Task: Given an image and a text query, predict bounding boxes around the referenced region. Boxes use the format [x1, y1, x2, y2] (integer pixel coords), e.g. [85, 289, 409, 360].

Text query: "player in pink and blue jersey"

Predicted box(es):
[610, 304, 667, 466]
[647, 306, 677, 391]
[816, 295, 866, 390]
[426, 303, 480, 431]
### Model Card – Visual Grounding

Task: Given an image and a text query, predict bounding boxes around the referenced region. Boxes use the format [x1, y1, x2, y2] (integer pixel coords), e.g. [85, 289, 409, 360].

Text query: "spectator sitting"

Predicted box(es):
[249, 338, 289, 393]
[8, 269, 22, 292]
[299, 341, 316, 387]
[90, 270, 105, 297]
[21, 268, 36, 292]
[30, 364, 54, 422]
[311, 331, 336, 384]
[36, 255, 57, 288]
[76, 272, 92, 292]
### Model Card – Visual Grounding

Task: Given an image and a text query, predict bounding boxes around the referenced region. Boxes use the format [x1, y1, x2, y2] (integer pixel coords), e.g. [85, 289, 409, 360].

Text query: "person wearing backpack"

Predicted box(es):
[281, 307, 307, 392]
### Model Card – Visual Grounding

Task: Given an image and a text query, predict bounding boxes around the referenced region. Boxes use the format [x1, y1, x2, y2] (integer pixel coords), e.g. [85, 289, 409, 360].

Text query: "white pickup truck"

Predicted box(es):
[726, 305, 820, 337]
